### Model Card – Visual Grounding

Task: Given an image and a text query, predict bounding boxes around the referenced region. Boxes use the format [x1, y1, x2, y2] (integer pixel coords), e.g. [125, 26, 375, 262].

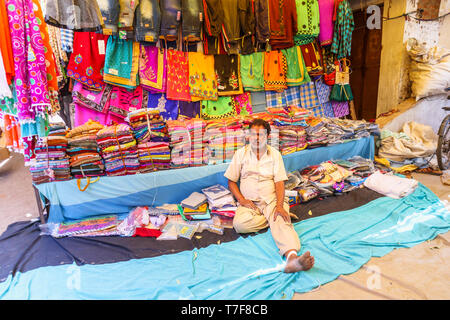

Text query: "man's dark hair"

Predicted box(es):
[249, 118, 271, 136]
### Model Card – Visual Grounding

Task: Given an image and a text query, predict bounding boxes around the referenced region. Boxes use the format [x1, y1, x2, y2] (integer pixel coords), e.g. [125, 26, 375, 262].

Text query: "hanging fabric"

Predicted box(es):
[106, 85, 144, 118]
[44, 0, 104, 32]
[240, 52, 265, 92]
[318, 0, 335, 46]
[0, 0, 14, 84]
[281, 45, 311, 86]
[214, 54, 243, 96]
[253, 0, 271, 49]
[293, 0, 320, 46]
[330, 58, 353, 102]
[238, 0, 256, 55]
[67, 32, 109, 91]
[139, 45, 166, 92]
[201, 96, 237, 120]
[268, 0, 298, 50]
[263, 50, 287, 92]
[331, 0, 354, 59]
[299, 40, 324, 77]
[188, 51, 218, 100]
[166, 49, 192, 102]
[181, 0, 203, 42]
[160, 0, 181, 41]
[98, 0, 120, 35]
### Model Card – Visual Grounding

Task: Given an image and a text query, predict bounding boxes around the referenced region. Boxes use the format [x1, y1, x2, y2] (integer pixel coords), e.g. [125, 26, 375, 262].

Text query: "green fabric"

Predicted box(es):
[281, 46, 311, 86]
[0, 84, 17, 116]
[331, 0, 354, 59]
[330, 83, 353, 102]
[201, 97, 237, 120]
[239, 52, 265, 91]
[294, 0, 320, 46]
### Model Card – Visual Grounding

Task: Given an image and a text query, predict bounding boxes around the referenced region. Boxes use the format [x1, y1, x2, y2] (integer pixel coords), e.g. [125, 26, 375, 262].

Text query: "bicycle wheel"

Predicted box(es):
[437, 114, 450, 170]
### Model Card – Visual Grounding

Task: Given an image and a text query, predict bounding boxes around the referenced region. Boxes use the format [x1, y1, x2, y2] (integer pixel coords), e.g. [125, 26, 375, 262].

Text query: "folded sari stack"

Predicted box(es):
[305, 118, 329, 148]
[167, 120, 191, 168]
[186, 119, 208, 166]
[66, 120, 105, 178]
[127, 108, 169, 144]
[205, 118, 245, 165]
[137, 141, 171, 172]
[30, 123, 71, 184]
[278, 126, 307, 155]
[96, 124, 140, 176]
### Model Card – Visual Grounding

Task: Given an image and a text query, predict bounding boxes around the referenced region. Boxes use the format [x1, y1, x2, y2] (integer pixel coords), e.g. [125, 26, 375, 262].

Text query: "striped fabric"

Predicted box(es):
[299, 81, 321, 109]
[322, 102, 335, 118]
[315, 78, 331, 104]
[60, 29, 74, 52]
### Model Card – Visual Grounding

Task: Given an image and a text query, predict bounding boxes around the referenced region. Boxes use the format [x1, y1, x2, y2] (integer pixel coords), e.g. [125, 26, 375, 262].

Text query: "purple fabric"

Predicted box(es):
[139, 45, 167, 93]
[331, 101, 350, 118]
[74, 103, 125, 127]
[72, 82, 112, 113]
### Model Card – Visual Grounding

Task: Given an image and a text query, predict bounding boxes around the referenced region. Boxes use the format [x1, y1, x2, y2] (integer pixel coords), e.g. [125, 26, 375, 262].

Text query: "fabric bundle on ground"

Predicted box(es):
[204, 118, 245, 165]
[96, 123, 140, 176]
[30, 123, 71, 184]
[66, 120, 105, 178]
[43, 215, 120, 238]
[201, 184, 237, 217]
[364, 171, 418, 199]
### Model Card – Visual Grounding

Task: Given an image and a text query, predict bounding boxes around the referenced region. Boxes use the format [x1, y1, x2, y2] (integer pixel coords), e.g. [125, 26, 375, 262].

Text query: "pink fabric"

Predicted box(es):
[74, 103, 125, 127]
[106, 86, 144, 119]
[318, 0, 335, 46]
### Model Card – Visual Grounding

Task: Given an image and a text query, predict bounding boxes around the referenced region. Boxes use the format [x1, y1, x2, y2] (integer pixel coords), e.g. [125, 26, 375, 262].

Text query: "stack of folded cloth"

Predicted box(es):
[96, 123, 140, 176]
[180, 191, 208, 212]
[269, 106, 311, 127]
[278, 125, 307, 155]
[205, 118, 245, 165]
[30, 123, 71, 184]
[305, 118, 329, 148]
[127, 108, 171, 172]
[201, 184, 237, 218]
[166, 119, 191, 168]
[66, 120, 105, 178]
[186, 119, 207, 166]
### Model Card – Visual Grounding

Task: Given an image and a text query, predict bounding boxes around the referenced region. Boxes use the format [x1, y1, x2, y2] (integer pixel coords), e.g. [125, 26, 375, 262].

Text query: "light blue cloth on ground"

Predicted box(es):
[0, 182, 448, 299]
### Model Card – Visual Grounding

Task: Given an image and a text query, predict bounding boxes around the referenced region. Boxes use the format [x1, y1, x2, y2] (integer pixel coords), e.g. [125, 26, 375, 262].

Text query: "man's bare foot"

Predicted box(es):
[284, 251, 315, 273]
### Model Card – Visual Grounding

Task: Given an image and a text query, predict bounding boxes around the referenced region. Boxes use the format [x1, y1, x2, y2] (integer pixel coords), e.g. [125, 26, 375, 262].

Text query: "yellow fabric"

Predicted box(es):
[188, 52, 218, 101]
[374, 156, 418, 173]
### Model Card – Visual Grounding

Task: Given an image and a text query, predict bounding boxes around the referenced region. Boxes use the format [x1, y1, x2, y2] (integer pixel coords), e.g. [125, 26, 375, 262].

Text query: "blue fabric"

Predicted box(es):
[299, 81, 321, 109]
[147, 93, 179, 120]
[265, 90, 286, 108]
[1, 182, 448, 299]
[35, 136, 375, 223]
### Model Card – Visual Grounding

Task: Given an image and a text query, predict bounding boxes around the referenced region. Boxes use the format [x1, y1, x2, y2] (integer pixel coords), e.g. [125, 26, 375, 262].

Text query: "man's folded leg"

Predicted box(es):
[233, 205, 269, 234]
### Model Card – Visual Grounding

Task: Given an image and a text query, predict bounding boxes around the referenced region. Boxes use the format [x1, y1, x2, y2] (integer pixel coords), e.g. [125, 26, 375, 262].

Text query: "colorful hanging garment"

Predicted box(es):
[294, 0, 320, 46]
[214, 54, 242, 96]
[139, 45, 166, 93]
[2, 114, 22, 152]
[322, 101, 335, 118]
[135, 0, 161, 42]
[253, 0, 270, 47]
[331, 0, 354, 59]
[160, 0, 181, 40]
[202, 0, 224, 54]
[106, 85, 143, 118]
[263, 50, 287, 92]
[181, 0, 203, 42]
[201, 96, 237, 120]
[32, 0, 60, 115]
[299, 81, 321, 109]
[147, 93, 179, 120]
[299, 40, 324, 77]
[221, 0, 240, 54]
[238, 0, 255, 55]
[166, 50, 191, 102]
[0, 0, 14, 84]
[266, 88, 302, 109]
[188, 52, 218, 100]
[314, 77, 331, 104]
[72, 102, 124, 127]
[97, 0, 120, 35]
[0, 51, 12, 99]
[240, 52, 265, 92]
[331, 100, 349, 117]
[268, 0, 298, 50]
[318, 0, 335, 46]
[44, 0, 104, 31]
[178, 101, 200, 118]
[103, 36, 140, 89]
[6, 0, 51, 153]
[72, 81, 112, 113]
[232, 92, 252, 116]
[0, 84, 16, 115]
[281, 45, 311, 86]
[67, 32, 109, 91]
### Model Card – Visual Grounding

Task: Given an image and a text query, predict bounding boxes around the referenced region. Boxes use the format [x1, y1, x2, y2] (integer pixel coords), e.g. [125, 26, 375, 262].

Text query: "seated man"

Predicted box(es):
[224, 119, 314, 273]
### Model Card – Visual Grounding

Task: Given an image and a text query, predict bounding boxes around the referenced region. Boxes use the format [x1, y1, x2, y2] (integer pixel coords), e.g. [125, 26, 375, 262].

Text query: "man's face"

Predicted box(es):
[249, 125, 268, 151]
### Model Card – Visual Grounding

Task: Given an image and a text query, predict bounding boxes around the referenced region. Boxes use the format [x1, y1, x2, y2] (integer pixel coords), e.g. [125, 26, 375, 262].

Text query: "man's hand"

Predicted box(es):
[239, 198, 260, 213]
[273, 205, 291, 223]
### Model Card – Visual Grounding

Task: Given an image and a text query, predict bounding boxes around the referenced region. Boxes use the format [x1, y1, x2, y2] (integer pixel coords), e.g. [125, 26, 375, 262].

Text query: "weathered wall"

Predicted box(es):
[376, 0, 449, 116]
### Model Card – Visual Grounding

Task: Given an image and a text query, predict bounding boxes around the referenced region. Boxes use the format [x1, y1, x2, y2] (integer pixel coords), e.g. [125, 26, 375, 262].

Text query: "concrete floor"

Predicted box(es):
[0, 152, 449, 299]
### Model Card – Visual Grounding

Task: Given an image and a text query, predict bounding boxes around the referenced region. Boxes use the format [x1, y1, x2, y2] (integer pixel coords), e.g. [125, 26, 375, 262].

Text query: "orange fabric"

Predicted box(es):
[263, 51, 287, 92]
[3, 115, 22, 150]
[0, 0, 15, 84]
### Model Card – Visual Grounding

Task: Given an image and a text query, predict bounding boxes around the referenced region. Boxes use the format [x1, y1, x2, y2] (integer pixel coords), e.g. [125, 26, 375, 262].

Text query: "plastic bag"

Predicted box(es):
[117, 207, 150, 236]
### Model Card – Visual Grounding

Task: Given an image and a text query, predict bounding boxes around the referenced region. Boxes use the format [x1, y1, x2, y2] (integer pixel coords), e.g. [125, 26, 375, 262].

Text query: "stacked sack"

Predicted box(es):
[127, 109, 171, 172]
[66, 120, 105, 178]
[96, 123, 140, 176]
[30, 122, 71, 184]
[205, 118, 245, 165]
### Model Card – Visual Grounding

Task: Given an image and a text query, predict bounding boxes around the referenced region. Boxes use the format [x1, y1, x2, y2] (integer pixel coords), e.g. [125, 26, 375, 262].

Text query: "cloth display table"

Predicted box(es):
[35, 136, 375, 223]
